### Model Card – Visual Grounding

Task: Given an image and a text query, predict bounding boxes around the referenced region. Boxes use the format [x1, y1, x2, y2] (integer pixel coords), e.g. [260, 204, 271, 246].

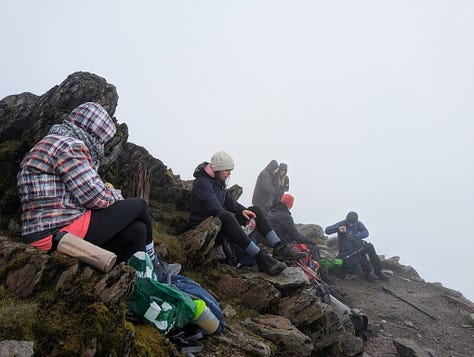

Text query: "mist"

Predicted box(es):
[1, 1, 473, 300]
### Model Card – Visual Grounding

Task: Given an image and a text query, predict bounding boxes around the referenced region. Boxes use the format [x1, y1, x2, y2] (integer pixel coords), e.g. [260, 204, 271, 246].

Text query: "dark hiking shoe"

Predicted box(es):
[364, 272, 378, 282]
[343, 273, 358, 280]
[375, 270, 390, 281]
[320, 269, 337, 285]
[152, 256, 182, 283]
[254, 250, 287, 275]
[272, 244, 307, 261]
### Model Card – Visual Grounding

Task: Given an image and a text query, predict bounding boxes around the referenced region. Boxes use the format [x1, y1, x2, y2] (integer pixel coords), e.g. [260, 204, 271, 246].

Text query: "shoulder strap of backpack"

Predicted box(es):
[169, 330, 204, 355]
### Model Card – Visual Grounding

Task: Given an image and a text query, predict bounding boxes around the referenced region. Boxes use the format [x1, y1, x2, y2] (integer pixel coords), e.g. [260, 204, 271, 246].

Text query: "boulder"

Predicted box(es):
[241, 314, 314, 356]
[393, 338, 433, 357]
[214, 324, 274, 356]
[178, 217, 221, 269]
[278, 288, 325, 326]
[218, 272, 281, 311]
[0, 340, 34, 357]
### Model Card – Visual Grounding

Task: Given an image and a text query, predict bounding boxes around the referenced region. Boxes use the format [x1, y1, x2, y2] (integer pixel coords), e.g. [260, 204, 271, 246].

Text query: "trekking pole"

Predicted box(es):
[381, 286, 437, 320]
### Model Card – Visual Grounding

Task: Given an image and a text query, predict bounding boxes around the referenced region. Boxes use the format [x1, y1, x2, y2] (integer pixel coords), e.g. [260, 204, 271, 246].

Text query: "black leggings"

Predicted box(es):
[217, 206, 273, 249]
[84, 198, 153, 262]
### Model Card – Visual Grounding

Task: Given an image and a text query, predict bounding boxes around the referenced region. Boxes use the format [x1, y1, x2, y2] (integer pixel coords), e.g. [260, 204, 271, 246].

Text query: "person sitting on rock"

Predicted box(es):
[324, 211, 389, 282]
[188, 151, 303, 275]
[17, 102, 178, 276]
[266, 194, 335, 284]
[274, 162, 290, 202]
[251, 159, 279, 214]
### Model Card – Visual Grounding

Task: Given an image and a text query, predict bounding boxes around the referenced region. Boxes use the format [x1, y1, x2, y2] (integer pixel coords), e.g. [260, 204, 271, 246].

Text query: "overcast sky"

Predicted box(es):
[1, 1, 473, 301]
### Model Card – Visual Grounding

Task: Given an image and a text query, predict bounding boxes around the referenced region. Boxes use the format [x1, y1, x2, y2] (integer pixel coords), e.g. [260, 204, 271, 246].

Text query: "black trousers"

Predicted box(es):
[216, 205, 273, 249]
[84, 198, 153, 263]
[360, 242, 382, 274]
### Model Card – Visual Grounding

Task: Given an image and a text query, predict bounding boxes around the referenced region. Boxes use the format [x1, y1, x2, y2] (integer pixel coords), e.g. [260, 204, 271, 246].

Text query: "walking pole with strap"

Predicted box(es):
[381, 286, 437, 320]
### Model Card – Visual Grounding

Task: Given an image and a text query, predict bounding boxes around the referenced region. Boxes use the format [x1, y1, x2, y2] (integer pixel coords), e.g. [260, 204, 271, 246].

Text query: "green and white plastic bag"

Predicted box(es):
[128, 252, 196, 334]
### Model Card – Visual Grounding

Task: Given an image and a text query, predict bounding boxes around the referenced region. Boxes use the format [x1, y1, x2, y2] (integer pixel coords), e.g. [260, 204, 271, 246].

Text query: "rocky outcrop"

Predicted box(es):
[0, 237, 136, 355]
[179, 217, 364, 356]
[2, 72, 473, 356]
[0, 72, 126, 237]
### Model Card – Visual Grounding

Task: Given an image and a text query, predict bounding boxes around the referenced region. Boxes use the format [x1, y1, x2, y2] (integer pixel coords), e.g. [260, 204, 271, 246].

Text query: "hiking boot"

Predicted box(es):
[151, 256, 182, 283]
[254, 250, 287, 275]
[364, 272, 378, 283]
[320, 268, 337, 285]
[343, 273, 358, 280]
[272, 243, 307, 261]
[375, 270, 390, 281]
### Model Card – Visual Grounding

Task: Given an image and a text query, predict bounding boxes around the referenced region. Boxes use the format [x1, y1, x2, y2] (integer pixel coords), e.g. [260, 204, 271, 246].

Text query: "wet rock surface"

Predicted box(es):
[1, 72, 473, 356]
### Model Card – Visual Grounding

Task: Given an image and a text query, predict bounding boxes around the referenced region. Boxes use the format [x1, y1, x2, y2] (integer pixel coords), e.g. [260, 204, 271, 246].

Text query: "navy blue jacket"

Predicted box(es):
[188, 162, 246, 229]
[325, 219, 369, 258]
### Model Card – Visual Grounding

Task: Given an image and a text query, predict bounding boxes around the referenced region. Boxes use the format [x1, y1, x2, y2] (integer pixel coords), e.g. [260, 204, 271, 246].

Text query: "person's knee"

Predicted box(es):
[129, 221, 147, 236]
[126, 197, 148, 210]
[217, 211, 236, 225]
[248, 205, 263, 216]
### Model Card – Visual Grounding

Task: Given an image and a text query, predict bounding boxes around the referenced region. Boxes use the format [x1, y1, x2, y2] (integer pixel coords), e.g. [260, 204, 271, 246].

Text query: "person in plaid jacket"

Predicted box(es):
[17, 102, 178, 275]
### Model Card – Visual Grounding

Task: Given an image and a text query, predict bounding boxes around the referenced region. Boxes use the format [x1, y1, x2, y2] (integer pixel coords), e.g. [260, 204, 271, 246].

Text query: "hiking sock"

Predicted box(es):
[245, 241, 260, 257]
[265, 230, 280, 247]
[145, 242, 156, 261]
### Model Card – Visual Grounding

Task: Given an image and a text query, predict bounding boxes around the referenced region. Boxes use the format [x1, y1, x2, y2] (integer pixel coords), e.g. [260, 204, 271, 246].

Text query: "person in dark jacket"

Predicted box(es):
[274, 163, 289, 202]
[266, 194, 315, 256]
[251, 160, 279, 214]
[267, 194, 335, 284]
[325, 211, 389, 281]
[189, 151, 301, 275]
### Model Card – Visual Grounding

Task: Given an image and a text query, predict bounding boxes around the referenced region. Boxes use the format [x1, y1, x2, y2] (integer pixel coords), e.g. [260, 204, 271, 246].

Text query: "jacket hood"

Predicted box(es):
[193, 162, 211, 178]
[265, 160, 279, 173]
[66, 102, 116, 144]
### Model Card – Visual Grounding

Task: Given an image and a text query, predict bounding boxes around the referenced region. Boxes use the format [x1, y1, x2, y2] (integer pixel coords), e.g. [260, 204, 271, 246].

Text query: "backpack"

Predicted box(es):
[168, 274, 225, 334]
[127, 252, 196, 335]
[289, 243, 320, 282]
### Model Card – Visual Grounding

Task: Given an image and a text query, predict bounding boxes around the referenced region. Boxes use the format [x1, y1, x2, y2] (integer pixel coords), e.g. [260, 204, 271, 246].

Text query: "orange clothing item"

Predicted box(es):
[31, 210, 91, 251]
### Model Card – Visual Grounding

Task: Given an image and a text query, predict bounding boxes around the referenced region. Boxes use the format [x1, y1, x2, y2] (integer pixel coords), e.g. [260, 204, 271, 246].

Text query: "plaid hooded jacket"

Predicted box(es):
[17, 102, 123, 242]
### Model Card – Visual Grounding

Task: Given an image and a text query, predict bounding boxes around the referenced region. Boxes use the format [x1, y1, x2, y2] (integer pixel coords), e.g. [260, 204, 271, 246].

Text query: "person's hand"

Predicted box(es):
[338, 226, 346, 233]
[105, 182, 115, 189]
[242, 209, 257, 220]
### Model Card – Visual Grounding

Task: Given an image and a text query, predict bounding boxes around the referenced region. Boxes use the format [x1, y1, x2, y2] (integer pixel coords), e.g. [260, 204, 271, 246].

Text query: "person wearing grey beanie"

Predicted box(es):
[210, 151, 235, 172]
[188, 151, 303, 275]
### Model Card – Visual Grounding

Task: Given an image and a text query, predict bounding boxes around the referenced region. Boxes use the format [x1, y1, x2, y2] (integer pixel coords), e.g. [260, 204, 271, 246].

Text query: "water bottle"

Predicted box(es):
[192, 299, 219, 334]
[55, 232, 117, 273]
[242, 218, 256, 236]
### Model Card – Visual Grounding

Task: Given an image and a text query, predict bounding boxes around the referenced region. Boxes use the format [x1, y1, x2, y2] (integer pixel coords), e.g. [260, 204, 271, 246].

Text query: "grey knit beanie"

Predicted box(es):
[210, 151, 235, 171]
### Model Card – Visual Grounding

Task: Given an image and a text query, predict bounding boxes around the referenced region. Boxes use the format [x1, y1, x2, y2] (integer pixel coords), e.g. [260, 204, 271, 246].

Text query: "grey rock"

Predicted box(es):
[242, 314, 314, 357]
[178, 217, 221, 268]
[0, 340, 34, 357]
[215, 324, 273, 356]
[295, 223, 326, 244]
[218, 271, 281, 311]
[242, 266, 311, 291]
[278, 289, 325, 326]
[467, 313, 474, 326]
[393, 338, 433, 357]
